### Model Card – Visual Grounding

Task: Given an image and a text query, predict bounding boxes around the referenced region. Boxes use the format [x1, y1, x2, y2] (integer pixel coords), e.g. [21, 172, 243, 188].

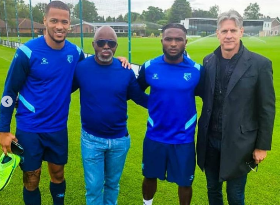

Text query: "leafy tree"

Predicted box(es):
[259, 14, 270, 19]
[32, 6, 44, 23]
[145, 22, 162, 36]
[32, 3, 47, 23]
[17, 1, 29, 19]
[243, 3, 262, 19]
[168, 0, 192, 23]
[164, 8, 171, 21]
[135, 14, 144, 22]
[67, 3, 75, 18]
[34, 3, 47, 14]
[142, 6, 165, 23]
[124, 12, 141, 22]
[70, 18, 81, 25]
[209, 5, 219, 18]
[96, 16, 105, 22]
[106, 16, 113, 22]
[116, 14, 124, 22]
[192, 5, 219, 18]
[0, 0, 16, 26]
[157, 19, 168, 25]
[192, 9, 210, 18]
[73, 0, 98, 22]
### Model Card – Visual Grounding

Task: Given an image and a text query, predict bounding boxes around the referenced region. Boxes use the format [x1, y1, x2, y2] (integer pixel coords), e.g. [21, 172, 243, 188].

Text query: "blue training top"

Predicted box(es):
[73, 56, 148, 139]
[0, 36, 84, 132]
[137, 55, 202, 144]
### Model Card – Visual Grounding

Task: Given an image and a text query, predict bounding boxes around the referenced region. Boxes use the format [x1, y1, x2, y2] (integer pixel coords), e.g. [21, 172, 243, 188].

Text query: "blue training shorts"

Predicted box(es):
[142, 137, 195, 186]
[16, 128, 68, 171]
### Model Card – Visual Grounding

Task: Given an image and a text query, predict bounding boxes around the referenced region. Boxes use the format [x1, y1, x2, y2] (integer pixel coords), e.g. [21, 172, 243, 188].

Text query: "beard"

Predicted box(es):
[96, 50, 114, 63]
[47, 29, 66, 44]
[163, 48, 185, 61]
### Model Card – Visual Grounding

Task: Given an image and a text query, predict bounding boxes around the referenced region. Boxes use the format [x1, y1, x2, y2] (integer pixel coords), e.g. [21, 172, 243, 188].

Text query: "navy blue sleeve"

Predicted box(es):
[127, 71, 148, 109]
[79, 50, 85, 62]
[71, 67, 80, 93]
[71, 49, 84, 93]
[195, 65, 205, 97]
[0, 49, 30, 132]
[137, 64, 149, 91]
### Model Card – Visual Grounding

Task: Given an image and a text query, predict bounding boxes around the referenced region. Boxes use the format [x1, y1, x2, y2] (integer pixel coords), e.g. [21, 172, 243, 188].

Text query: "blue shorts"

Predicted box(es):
[16, 128, 68, 171]
[142, 137, 195, 186]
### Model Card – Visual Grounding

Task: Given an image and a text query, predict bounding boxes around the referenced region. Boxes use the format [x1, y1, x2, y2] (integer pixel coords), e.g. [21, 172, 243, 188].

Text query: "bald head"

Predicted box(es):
[92, 26, 118, 65]
[94, 26, 117, 42]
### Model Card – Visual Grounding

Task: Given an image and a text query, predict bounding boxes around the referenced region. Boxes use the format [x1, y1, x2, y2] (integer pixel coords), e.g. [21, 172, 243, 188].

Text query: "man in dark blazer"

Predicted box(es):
[196, 10, 275, 205]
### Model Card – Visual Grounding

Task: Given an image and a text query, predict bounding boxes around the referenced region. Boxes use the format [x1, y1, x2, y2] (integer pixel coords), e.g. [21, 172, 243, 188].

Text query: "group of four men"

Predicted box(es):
[0, 1, 275, 205]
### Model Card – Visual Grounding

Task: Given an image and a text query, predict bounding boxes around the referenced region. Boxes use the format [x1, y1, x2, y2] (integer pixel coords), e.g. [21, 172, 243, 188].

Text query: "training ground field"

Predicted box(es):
[0, 36, 279, 204]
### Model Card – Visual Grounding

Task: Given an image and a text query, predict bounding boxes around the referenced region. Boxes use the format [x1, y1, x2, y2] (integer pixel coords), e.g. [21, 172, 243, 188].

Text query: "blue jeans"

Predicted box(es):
[205, 136, 247, 205]
[81, 129, 130, 205]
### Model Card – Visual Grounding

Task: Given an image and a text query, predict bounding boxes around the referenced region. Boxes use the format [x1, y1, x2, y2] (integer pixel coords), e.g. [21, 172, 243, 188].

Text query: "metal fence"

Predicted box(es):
[0, 0, 133, 61]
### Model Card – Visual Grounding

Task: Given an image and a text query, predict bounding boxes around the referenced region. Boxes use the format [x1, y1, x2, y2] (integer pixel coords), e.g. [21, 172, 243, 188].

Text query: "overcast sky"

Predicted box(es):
[25, 0, 279, 18]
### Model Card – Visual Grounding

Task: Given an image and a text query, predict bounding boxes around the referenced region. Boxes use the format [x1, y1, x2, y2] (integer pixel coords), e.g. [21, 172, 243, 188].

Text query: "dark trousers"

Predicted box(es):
[204, 136, 247, 205]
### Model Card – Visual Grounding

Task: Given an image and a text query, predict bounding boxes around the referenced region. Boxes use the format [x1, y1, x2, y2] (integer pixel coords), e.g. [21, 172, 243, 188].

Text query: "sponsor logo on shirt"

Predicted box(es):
[67, 55, 73, 63]
[152, 73, 159, 79]
[184, 73, 191, 81]
[41, 58, 48, 64]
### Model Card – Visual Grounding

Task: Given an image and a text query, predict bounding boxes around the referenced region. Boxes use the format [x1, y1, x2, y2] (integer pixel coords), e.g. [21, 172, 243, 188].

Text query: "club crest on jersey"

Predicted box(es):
[41, 58, 48, 64]
[184, 73, 191, 81]
[152, 73, 159, 80]
[67, 55, 73, 63]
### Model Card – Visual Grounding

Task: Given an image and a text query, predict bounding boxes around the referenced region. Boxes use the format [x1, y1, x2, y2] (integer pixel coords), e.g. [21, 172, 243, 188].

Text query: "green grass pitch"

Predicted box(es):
[0, 36, 279, 204]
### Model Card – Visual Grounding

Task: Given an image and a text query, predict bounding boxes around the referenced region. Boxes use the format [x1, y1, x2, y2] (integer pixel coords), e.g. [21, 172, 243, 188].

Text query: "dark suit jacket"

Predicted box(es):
[197, 44, 275, 181]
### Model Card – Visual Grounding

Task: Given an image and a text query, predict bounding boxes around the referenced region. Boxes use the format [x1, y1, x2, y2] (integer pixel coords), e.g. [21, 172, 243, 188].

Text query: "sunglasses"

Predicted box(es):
[246, 161, 258, 172]
[95, 39, 117, 48]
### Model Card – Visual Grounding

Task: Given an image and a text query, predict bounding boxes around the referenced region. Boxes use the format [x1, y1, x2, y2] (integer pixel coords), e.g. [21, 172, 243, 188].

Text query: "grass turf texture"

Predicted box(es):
[0, 36, 279, 204]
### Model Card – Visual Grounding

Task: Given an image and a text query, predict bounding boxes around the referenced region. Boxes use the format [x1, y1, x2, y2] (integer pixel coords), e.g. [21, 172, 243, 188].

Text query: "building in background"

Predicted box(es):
[16, 18, 45, 34]
[260, 18, 280, 36]
[0, 19, 5, 34]
[71, 21, 146, 37]
[181, 18, 217, 37]
[180, 17, 279, 37]
[0, 18, 45, 36]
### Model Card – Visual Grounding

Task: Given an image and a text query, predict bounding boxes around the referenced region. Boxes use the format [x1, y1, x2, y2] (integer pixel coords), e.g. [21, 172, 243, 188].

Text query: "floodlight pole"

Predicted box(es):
[79, 0, 84, 50]
[3, 0, 9, 45]
[29, 0, 34, 39]
[15, 0, 20, 43]
[128, 0, 131, 63]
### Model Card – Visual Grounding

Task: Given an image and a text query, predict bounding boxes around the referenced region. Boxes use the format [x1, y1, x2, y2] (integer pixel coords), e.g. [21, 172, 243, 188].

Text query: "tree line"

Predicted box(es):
[0, 0, 278, 27]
